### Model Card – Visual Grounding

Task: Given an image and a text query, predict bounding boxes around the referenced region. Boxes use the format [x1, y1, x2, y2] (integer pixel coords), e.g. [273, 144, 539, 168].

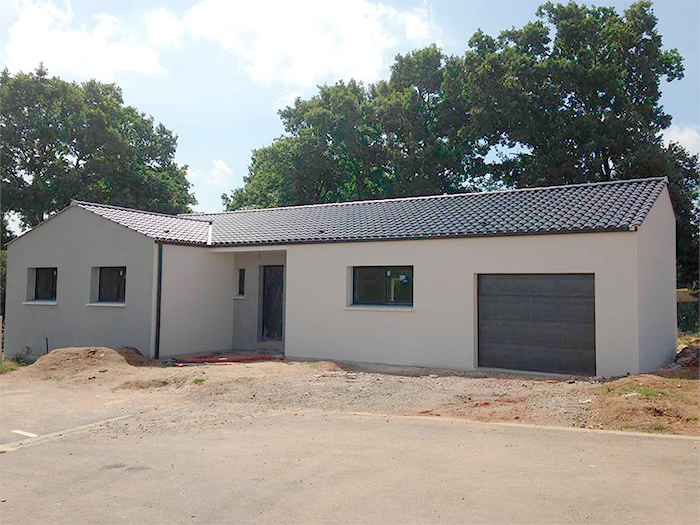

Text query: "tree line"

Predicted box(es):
[222, 1, 698, 286]
[0, 65, 195, 236]
[0, 1, 697, 286]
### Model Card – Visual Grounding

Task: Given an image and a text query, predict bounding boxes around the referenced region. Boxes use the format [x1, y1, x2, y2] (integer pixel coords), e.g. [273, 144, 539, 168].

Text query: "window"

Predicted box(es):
[353, 266, 413, 306]
[98, 267, 126, 302]
[238, 268, 246, 296]
[33, 268, 57, 300]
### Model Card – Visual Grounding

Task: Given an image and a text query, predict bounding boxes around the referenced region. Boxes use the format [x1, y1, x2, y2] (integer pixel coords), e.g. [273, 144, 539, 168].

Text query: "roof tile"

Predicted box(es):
[75, 202, 210, 244]
[76, 177, 668, 247]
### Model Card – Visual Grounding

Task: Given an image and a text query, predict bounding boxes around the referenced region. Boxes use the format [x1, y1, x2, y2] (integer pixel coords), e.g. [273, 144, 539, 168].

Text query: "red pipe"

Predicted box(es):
[179, 355, 284, 363]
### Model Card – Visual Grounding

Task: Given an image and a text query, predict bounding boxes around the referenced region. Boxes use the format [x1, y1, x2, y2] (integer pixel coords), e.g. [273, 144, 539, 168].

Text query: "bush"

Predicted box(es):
[678, 302, 699, 333]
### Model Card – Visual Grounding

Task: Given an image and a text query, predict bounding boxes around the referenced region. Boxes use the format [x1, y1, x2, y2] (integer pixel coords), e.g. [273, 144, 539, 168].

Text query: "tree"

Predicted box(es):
[375, 45, 477, 196]
[0, 66, 196, 230]
[225, 50, 479, 210]
[278, 79, 388, 201]
[461, 1, 684, 186]
[223, 1, 697, 284]
[459, 0, 697, 284]
[222, 132, 343, 209]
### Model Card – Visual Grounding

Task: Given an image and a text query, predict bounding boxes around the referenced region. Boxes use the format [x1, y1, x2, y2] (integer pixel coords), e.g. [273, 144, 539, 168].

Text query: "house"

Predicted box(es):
[4, 177, 676, 377]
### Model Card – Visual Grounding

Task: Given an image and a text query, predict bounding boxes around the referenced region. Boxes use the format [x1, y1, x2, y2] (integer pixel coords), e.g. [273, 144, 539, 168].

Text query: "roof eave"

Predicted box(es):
[207, 226, 634, 249]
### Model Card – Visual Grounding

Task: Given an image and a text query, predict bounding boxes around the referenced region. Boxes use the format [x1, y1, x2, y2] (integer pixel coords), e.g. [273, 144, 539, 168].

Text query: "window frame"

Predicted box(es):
[97, 266, 127, 303]
[352, 266, 413, 307]
[33, 267, 58, 301]
[238, 268, 246, 297]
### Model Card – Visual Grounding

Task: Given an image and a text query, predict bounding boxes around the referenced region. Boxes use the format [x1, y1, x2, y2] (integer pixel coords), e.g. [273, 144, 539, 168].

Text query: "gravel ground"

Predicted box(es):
[74, 358, 602, 436]
[2, 347, 677, 438]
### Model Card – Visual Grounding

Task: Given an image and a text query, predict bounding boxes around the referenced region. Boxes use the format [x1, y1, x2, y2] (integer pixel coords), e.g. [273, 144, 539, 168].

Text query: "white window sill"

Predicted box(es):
[23, 300, 57, 306]
[86, 302, 126, 308]
[232, 296, 246, 300]
[345, 305, 415, 312]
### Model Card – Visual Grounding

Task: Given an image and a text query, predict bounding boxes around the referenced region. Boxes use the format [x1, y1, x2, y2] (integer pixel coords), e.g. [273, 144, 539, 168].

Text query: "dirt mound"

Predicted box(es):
[27, 347, 153, 376]
[116, 347, 157, 367]
[592, 374, 699, 435]
[671, 346, 699, 370]
[655, 346, 700, 379]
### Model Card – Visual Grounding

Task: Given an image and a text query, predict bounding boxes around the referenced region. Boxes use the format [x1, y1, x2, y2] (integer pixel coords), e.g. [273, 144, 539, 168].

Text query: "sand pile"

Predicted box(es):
[27, 347, 154, 376]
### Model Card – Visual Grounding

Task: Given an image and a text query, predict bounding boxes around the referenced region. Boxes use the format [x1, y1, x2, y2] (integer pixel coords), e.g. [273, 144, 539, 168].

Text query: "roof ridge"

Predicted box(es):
[73, 200, 212, 223]
[182, 177, 668, 217]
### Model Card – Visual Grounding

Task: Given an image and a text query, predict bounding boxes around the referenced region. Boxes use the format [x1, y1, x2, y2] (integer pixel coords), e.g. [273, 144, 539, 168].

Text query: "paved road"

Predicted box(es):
[0, 386, 155, 445]
[1, 410, 698, 524]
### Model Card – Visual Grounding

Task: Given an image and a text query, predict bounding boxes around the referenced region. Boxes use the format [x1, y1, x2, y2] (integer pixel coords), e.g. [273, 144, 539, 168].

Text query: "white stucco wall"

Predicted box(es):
[157, 244, 236, 357]
[232, 250, 286, 351]
[284, 232, 642, 377]
[5, 206, 156, 357]
[636, 187, 677, 371]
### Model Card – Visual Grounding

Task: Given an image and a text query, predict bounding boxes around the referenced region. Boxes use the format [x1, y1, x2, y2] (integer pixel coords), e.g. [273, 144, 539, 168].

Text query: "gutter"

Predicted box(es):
[154, 242, 164, 359]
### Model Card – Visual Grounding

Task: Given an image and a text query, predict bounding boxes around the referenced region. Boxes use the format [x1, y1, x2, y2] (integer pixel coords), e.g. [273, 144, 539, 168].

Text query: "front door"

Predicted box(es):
[261, 265, 284, 341]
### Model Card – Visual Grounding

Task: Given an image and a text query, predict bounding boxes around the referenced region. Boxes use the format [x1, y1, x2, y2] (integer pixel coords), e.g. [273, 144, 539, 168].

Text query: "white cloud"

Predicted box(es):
[399, 2, 436, 42]
[4, 0, 164, 80]
[145, 8, 184, 48]
[663, 124, 700, 156]
[189, 160, 234, 186]
[179, 0, 440, 88]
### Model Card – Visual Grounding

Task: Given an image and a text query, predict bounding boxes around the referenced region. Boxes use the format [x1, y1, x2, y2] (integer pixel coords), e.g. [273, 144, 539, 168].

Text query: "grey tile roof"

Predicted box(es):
[69, 177, 667, 247]
[74, 201, 210, 244]
[187, 177, 668, 247]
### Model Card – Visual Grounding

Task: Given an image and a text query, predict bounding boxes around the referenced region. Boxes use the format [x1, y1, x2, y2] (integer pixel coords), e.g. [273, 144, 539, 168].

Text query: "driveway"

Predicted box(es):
[1, 408, 698, 525]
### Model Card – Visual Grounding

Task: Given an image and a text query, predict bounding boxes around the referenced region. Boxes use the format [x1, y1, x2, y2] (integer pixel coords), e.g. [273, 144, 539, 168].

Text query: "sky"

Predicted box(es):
[0, 0, 698, 215]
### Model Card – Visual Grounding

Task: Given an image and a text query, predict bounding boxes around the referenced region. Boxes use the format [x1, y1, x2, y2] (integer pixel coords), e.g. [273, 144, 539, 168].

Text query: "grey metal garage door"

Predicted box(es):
[478, 274, 596, 375]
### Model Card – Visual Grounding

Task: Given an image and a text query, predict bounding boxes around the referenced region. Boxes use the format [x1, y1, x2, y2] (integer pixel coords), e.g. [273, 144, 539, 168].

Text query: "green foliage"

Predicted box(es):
[463, 1, 684, 184]
[13, 346, 37, 366]
[223, 1, 697, 285]
[622, 385, 663, 397]
[462, 0, 698, 284]
[677, 302, 699, 333]
[226, 51, 478, 209]
[0, 359, 22, 374]
[0, 65, 196, 230]
[0, 250, 5, 318]
[1, 217, 15, 247]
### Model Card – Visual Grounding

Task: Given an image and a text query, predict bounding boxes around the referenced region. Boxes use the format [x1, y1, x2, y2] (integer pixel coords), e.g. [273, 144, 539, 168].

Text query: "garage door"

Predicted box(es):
[478, 274, 595, 375]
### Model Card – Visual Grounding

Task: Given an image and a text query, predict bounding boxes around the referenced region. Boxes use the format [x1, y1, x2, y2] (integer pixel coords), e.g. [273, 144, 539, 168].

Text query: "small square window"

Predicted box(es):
[353, 266, 413, 306]
[33, 268, 57, 300]
[98, 267, 126, 302]
[238, 268, 246, 296]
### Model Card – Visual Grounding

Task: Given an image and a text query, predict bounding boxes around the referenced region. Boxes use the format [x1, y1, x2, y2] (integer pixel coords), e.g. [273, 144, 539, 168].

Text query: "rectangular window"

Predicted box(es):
[353, 266, 413, 306]
[98, 267, 126, 302]
[238, 268, 246, 296]
[34, 268, 57, 300]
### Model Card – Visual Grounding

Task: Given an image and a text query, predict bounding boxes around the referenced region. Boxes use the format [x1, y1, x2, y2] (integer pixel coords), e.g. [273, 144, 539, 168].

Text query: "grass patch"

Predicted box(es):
[621, 385, 663, 397]
[616, 421, 669, 433]
[193, 378, 205, 385]
[0, 359, 23, 374]
[594, 374, 700, 435]
[678, 331, 699, 348]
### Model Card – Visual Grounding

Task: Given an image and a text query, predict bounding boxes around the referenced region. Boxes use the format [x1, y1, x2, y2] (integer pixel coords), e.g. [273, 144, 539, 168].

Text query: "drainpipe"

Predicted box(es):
[154, 242, 164, 360]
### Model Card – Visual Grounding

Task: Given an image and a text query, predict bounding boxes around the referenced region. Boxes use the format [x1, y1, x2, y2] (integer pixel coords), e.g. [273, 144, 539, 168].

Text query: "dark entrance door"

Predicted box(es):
[478, 274, 596, 375]
[261, 265, 284, 341]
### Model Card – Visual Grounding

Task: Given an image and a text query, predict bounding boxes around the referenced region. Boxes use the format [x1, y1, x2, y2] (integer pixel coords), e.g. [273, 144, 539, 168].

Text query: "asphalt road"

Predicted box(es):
[0, 387, 150, 445]
[1, 410, 698, 525]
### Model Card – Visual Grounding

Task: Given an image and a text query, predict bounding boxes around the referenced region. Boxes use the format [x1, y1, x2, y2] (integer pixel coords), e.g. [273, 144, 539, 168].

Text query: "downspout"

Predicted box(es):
[154, 242, 164, 360]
